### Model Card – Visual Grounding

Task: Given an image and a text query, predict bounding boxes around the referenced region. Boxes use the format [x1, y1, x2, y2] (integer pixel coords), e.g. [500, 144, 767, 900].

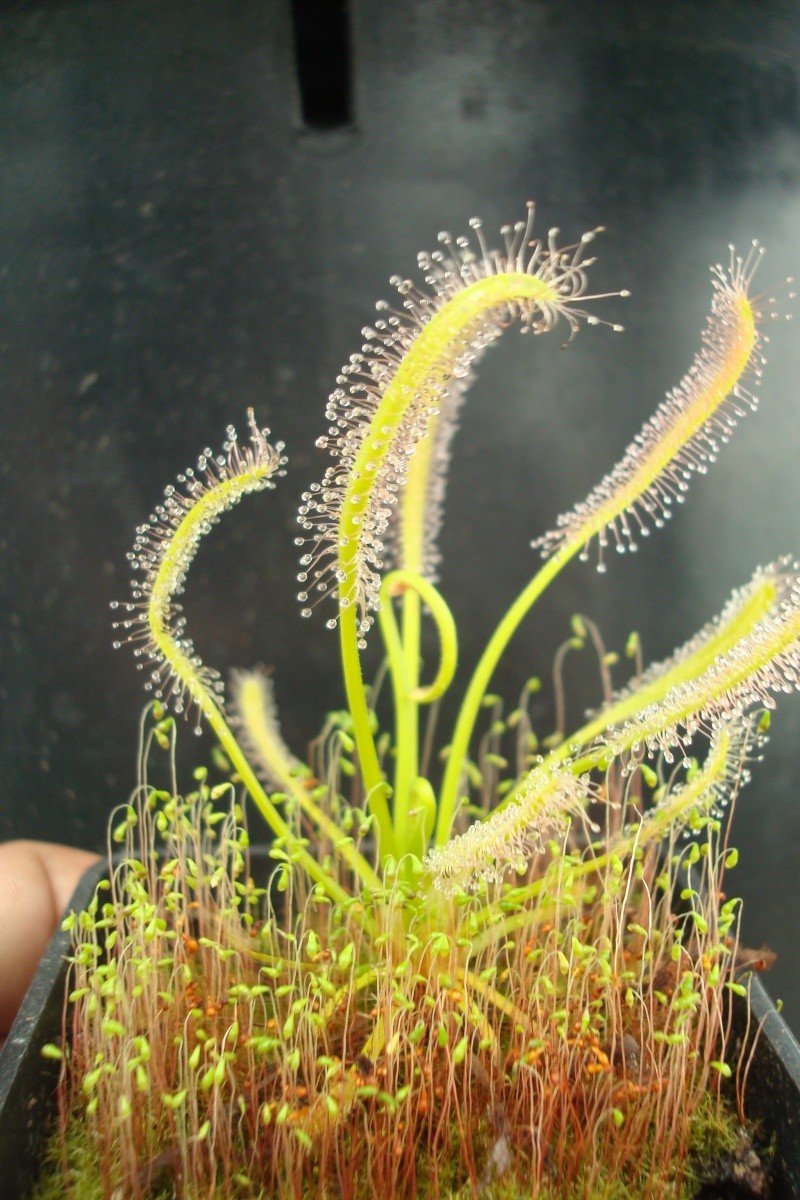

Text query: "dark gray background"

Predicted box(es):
[2, 1, 800, 1027]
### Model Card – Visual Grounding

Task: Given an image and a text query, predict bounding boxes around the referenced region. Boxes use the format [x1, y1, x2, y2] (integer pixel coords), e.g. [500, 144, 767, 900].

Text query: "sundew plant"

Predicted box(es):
[43, 206, 798, 1200]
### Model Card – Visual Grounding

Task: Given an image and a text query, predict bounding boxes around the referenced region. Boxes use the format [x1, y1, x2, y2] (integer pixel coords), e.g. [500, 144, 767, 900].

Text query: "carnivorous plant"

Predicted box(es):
[40, 205, 797, 1199]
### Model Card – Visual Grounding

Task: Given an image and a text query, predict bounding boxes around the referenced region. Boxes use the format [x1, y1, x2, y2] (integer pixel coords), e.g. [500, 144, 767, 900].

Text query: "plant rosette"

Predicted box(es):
[9, 207, 800, 1199]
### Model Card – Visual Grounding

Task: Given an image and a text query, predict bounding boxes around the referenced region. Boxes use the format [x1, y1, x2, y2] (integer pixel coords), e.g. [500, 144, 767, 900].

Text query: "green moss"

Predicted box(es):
[35, 770, 755, 1200]
[438, 1091, 749, 1200]
[35, 1086, 764, 1200]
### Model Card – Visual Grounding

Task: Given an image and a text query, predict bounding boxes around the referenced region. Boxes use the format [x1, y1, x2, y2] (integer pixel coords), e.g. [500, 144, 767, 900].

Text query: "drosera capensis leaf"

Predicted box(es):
[533, 243, 767, 570]
[112, 413, 350, 904]
[113, 409, 286, 728]
[298, 205, 625, 635]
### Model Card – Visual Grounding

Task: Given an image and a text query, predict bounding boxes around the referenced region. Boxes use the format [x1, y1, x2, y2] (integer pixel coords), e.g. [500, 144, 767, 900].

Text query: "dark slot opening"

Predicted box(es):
[290, 0, 353, 130]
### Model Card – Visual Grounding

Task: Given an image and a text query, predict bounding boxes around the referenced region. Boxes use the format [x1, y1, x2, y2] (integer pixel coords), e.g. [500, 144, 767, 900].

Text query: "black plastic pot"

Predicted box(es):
[728, 982, 800, 1198]
[1, 855, 800, 1199]
[0, 856, 108, 1199]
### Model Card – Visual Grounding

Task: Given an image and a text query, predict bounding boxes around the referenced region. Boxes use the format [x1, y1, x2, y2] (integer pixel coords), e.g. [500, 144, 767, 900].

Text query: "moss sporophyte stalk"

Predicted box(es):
[40, 206, 798, 1199]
